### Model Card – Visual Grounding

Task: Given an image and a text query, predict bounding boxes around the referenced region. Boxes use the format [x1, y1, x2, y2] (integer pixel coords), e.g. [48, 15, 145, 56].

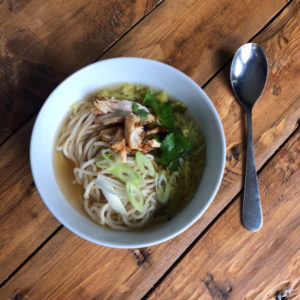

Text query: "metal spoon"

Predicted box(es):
[230, 43, 268, 231]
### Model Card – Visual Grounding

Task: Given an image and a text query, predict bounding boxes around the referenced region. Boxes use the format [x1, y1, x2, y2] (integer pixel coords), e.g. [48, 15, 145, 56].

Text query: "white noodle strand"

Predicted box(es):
[56, 103, 158, 230]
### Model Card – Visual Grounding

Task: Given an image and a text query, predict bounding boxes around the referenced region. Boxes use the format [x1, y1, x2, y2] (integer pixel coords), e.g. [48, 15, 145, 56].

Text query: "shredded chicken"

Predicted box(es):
[94, 100, 160, 158]
[107, 128, 129, 162]
[125, 113, 160, 153]
[94, 111, 128, 125]
[93, 98, 149, 115]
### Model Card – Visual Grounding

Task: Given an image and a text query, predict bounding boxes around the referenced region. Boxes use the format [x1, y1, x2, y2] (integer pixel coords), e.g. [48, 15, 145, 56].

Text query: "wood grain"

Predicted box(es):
[102, 0, 288, 85]
[0, 119, 60, 284]
[145, 0, 163, 14]
[0, 0, 291, 288]
[147, 129, 300, 300]
[0, 1, 299, 299]
[0, 0, 160, 144]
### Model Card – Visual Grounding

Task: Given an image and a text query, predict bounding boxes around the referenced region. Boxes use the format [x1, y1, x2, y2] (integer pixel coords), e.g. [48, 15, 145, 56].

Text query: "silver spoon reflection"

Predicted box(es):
[230, 43, 268, 231]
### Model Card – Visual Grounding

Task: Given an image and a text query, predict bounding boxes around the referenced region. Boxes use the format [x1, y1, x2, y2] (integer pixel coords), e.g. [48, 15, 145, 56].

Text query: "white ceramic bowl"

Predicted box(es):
[30, 57, 225, 248]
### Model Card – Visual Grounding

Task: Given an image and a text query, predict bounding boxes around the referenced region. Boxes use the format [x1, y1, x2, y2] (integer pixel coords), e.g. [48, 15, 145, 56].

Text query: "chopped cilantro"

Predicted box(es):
[132, 102, 148, 122]
[158, 132, 193, 170]
[143, 89, 175, 130]
[143, 89, 193, 170]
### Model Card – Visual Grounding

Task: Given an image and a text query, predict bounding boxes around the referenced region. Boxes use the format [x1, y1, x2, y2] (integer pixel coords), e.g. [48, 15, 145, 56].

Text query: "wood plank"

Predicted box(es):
[0, 119, 60, 284]
[0, 0, 160, 144]
[147, 128, 300, 300]
[102, 0, 287, 86]
[0, 1, 299, 298]
[145, 0, 162, 14]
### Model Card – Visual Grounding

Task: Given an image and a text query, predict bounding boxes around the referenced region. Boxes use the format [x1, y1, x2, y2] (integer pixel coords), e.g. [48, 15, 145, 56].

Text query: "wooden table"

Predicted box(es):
[0, 0, 299, 299]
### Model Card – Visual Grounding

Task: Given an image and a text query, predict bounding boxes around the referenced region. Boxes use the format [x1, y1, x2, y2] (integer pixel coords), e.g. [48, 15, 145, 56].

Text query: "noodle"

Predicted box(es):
[57, 100, 158, 230]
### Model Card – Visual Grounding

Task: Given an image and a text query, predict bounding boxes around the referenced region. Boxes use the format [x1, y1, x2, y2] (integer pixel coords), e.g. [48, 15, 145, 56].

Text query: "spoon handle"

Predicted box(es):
[243, 111, 263, 231]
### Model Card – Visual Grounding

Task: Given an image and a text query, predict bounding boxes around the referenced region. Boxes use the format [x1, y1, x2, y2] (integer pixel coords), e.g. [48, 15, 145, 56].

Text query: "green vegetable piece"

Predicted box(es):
[97, 88, 112, 98]
[143, 89, 175, 130]
[132, 102, 148, 122]
[110, 164, 143, 186]
[96, 160, 111, 169]
[161, 132, 175, 151]
[171, 100, 187, 112]
[121, 82, 134, 95]
[158, 132, 193, 170]
[136, 152, 156, 177]
[156, 90, 168, 103]
[96, 149, 120, 169]
[159, 103, 175, 129]
[143, 89, 158, 110]
[126, 183, 144, 212]
[156, 170, 170, 204]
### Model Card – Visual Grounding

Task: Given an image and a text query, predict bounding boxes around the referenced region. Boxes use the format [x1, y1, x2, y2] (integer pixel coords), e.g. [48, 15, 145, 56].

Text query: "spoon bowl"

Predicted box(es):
[230, 43, 268, 231]
[231, 43, 268, 111]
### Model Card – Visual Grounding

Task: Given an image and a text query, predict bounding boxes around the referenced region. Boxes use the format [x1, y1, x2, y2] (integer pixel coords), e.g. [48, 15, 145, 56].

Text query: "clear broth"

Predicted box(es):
[53, 146, 87, 216]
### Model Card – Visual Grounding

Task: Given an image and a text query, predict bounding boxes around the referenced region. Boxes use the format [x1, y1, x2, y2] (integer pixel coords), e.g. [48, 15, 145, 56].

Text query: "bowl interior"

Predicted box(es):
[30, 57, 225, 248]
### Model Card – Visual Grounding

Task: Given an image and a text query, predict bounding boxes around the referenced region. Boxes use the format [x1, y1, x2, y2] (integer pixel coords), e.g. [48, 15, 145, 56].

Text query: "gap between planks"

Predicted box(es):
[0, 226, 63, 289]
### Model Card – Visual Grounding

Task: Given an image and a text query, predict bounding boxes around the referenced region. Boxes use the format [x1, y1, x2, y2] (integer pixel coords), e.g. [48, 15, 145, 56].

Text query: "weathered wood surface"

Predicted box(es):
[147, 130, 300, 300]
[0, 1, 299, 299]
[0, 0, 291, 288]
[0, 0, 162, 284]
[0, 119, 60, 285]
[102, 0, 288, 86]
[0, 0, 161, 144]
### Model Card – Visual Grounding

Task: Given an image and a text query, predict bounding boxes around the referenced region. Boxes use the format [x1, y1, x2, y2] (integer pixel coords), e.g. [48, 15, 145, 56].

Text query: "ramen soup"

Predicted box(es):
[54, 83, 205, 230]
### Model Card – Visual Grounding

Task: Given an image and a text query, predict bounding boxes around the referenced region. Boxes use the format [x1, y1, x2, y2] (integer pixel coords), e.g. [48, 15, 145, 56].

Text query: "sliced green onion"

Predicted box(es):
[96, 160, 111, 169]
[101, 149, 120, 163]
[136, 152, 156, 177]
[96, 149, 120, 169]
[156, 170, 170, 204]
[111, 164, 143, 186]
[126, 183, 144, 212]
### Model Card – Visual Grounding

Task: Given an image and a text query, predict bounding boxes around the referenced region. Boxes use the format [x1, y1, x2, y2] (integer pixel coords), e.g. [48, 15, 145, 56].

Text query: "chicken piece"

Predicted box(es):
[93, 99, 149, 115]
[125, 113, 143, 149]
[110, 139, 126, 153]
[147, 139, 161, 148]
[118, 146, 128, 163]
[108, 128, 128, 163]
[94, 111, 128, 125]
[125, 113, 160, 153]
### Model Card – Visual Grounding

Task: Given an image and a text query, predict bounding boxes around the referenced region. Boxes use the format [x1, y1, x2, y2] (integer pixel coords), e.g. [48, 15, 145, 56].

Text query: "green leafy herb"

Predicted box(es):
[143, 89, 193, 170]
[143, 89, 175, 130]
[132, 102, 148, 122]
[158, 132, 193, 170]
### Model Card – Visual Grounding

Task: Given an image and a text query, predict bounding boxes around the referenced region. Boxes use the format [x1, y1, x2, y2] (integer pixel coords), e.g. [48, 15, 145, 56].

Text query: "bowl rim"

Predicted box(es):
[30, 57, 226, 248]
